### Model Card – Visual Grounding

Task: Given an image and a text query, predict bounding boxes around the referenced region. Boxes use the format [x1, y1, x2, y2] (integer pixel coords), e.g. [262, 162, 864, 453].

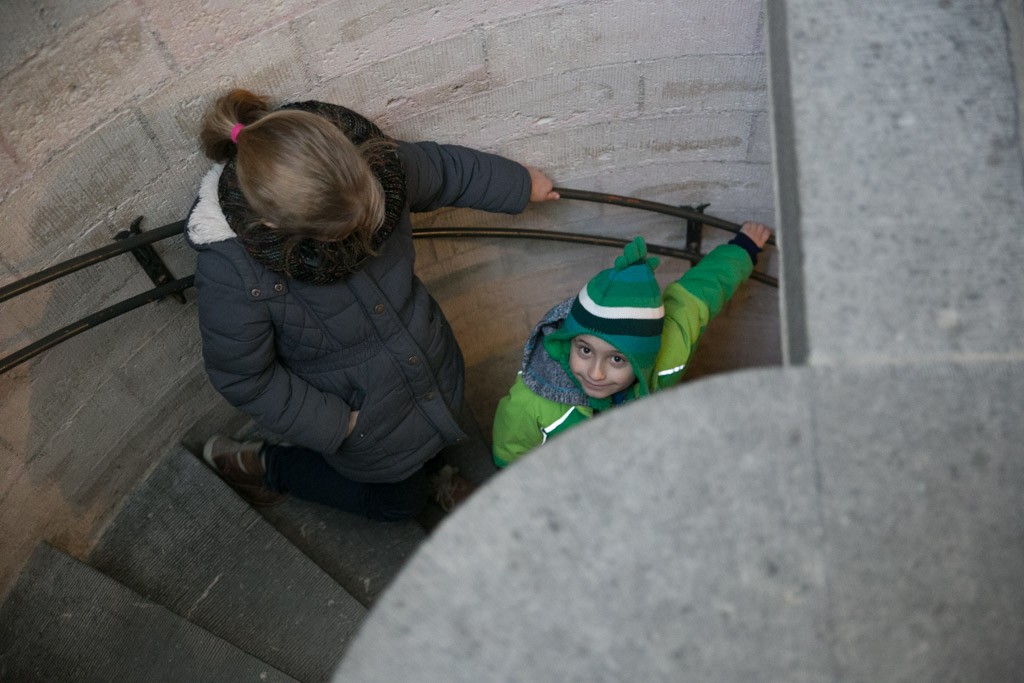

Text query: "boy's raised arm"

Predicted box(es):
[676, 221, 772, 315]
[655, 221, 772, 390]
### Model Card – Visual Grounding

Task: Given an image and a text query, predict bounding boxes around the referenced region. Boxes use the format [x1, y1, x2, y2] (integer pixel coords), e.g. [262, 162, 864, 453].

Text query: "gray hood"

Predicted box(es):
[519, 297, 590, 407]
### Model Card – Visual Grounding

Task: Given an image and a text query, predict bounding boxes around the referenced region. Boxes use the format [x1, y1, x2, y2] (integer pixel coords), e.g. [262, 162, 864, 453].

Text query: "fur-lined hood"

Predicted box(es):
[186, 164, 234, 246]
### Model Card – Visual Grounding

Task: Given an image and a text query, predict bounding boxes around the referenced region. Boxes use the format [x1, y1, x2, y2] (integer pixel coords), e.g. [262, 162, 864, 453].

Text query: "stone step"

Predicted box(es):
[88, 445, 364, 682]
[257, 498, 428, 606]
[0, 542, 297, 683]
[227, 423, 429, 606]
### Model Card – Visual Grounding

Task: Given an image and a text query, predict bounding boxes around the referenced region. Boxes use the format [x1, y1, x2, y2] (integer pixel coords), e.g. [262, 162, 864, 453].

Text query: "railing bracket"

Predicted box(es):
[115, 216, 186, 304]
[681, 203, 710, 257]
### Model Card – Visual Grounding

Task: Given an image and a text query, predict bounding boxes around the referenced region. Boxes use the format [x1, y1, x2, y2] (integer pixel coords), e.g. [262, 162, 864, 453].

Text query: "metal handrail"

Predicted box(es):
[0, 190, 777, 374]
[0, 276, 195, 374]
[552, 187, 778, 247]
[0, 220, 187, 305]
[412, 227, 778, 287]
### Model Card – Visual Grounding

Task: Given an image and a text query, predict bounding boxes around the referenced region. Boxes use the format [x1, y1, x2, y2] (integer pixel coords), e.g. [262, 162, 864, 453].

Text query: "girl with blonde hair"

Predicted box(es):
[189, 88, 558, 520]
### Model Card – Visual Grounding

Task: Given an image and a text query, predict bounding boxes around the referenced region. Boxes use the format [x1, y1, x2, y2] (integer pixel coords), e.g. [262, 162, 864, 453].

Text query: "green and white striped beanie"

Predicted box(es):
[546, 236, 664, 397]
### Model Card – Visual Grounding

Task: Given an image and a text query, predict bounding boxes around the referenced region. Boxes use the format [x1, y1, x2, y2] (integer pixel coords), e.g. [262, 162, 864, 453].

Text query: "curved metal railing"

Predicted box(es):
[0, 190, 777, 374]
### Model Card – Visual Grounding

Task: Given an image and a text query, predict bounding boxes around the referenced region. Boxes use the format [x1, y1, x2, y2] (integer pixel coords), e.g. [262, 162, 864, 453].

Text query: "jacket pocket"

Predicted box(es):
[339, 381, 421, 462]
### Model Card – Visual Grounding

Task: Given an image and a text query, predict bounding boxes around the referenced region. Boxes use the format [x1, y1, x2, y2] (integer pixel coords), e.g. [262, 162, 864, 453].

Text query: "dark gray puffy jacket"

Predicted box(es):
[187, 140, 530, 482]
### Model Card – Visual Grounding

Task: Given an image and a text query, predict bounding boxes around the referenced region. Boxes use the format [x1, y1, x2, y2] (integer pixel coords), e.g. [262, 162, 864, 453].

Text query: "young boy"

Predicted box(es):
[492, 222, 773, 467]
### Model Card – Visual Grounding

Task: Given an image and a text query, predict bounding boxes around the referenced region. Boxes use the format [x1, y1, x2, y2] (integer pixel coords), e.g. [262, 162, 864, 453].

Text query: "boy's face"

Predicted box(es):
[569, 334, 636, 399]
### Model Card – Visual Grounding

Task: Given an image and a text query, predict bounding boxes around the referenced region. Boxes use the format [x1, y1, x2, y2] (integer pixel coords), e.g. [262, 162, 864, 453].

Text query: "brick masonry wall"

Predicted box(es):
[0, 0, 775, 597]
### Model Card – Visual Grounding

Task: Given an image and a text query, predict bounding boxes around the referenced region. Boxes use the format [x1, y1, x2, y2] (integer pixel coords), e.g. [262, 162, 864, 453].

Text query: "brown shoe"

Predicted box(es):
[202, 435, 287, 507]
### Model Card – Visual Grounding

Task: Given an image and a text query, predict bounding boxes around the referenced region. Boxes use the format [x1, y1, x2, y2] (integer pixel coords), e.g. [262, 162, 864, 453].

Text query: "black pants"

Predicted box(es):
[261, 401, 496, 521]
[262, 442, 429, 521]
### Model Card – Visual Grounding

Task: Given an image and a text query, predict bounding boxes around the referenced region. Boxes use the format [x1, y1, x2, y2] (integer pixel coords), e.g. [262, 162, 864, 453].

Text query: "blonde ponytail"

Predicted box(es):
[199, 89, 390, 250]
[200, 89, 272, 162]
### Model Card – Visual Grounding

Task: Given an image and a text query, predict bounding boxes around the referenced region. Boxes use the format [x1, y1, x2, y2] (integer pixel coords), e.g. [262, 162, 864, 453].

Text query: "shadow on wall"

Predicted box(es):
[0, 113, 250, 599]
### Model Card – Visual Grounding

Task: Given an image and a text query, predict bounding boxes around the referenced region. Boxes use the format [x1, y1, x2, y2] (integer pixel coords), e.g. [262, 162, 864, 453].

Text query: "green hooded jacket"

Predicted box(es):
[492, 242, 754, 467]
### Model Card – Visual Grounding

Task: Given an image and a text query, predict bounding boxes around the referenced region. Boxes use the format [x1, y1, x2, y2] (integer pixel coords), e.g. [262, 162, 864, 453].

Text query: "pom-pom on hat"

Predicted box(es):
[545, 236, 665, 400]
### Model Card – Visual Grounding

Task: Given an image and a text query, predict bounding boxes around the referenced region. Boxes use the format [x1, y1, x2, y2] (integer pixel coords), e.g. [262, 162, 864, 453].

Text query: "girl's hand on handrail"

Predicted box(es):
[526, 166, 560, 202]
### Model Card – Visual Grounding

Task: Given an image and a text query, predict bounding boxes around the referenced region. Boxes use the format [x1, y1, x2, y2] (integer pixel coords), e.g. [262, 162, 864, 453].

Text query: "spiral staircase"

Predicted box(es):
[0, 432, 433, 681]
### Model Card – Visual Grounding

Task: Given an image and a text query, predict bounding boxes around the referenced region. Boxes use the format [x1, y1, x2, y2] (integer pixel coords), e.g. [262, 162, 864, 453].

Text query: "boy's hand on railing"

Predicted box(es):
[526, 166, 560, 202]
[740, 221, 773, 248]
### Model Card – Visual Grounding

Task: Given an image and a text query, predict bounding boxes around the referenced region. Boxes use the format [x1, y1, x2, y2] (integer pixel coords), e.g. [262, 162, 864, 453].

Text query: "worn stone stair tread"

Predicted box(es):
[0, 542, 297, 683]
[88, 445, 364, 683]
[256, 497, 428, 606]
[232, 423, 429, 606]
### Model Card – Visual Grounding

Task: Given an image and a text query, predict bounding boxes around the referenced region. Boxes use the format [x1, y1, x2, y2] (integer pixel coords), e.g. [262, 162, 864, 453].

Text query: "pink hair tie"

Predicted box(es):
[230, 122, 245, 144]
